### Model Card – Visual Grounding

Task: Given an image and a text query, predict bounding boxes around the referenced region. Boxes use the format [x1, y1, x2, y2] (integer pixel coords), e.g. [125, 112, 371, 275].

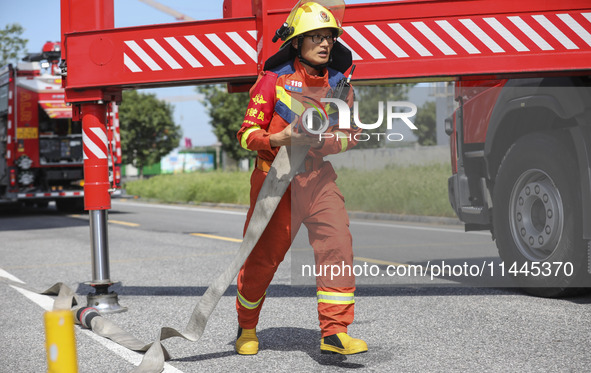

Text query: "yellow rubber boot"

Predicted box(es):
[235, 327, 259, 355]
[320, 333, 368, 355]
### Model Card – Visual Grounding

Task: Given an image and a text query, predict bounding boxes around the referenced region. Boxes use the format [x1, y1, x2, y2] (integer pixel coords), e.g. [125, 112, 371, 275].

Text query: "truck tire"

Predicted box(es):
[493, 132, 588, 297]
[55, 197, 85, 214]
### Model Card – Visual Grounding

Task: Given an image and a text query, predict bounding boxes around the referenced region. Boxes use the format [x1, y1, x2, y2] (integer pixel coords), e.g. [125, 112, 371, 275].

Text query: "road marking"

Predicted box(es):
[354, 256, 408, 267]
[0, 268, 25, 283]
[113, 200, 488, 235]
[354, 256, 433, 274]
[112, 200, 247, 216]
[109, 219, 140, 227]
[0, 267, 183, 373]
[190, 233, 243, 243]
[351, 220, 490, 235]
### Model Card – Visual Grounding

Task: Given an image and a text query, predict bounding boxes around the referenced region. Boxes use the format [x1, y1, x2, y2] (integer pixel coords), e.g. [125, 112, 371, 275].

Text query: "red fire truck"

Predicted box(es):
[447, 32, 591, 296]
[0, 42, 121, 212]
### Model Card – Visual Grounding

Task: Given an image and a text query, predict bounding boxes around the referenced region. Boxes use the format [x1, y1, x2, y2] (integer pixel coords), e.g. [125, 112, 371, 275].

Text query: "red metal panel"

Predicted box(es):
[336, 0, 591, 80]
[64, 17, 258, 91]
[60, 0, 114, 61]
[62, 0, 591, 93]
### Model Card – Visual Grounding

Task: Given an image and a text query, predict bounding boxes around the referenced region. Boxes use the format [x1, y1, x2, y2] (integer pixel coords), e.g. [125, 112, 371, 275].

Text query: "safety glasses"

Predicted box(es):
[304, 34, 337, 45]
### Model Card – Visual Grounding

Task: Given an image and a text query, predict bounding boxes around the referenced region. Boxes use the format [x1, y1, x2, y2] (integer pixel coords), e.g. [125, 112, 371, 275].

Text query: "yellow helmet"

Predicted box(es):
[275, 1, 345, 45]
[266, 0, 351, 73]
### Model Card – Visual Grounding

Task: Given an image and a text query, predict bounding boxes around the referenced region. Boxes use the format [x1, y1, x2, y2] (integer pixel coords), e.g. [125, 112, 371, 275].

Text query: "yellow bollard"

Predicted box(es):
[44, 310, 78, 373]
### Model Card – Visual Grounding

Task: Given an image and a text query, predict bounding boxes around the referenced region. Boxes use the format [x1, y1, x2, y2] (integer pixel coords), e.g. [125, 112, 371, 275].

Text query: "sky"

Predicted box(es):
[1, 0, 391, 148]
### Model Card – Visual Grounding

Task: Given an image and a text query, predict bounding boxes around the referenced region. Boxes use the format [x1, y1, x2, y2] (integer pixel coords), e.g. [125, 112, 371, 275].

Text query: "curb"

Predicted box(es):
[347, 211, 462, 225]
[117, 194, 462, 226]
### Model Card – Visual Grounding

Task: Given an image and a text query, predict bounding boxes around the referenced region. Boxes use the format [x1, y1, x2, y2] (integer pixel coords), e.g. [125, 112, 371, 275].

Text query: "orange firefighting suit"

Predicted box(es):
[236, 58, 360, 337]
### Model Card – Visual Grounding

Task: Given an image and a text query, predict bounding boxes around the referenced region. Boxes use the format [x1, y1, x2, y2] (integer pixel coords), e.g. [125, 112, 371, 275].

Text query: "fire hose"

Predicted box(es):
[5, 144, 309, 373]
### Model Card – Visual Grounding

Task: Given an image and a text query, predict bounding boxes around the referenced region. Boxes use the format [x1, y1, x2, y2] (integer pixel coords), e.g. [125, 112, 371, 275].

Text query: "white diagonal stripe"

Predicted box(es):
[557, 14, 591, 47]
[366, 24, 408, 58]
[485, 17, 529, 52]
[247, 30, 257, 40]
[534, 14, 578, 49]
[412, 21, 456, 55]
[337, 38, 362, 60]
[83, 140, 106, 159]
[508, 16, 553, 51]
[227, 32, 257, 62]
[91, 127, 108, 147]
[206, 34, 244, 65]
[184, 35, 223, 66]
[558, 14, 591, 47]
[0, 269, 25, 284]
[145, 39, 182, 69]
[460, 18, 504, 53]
[344, 26, 385, 59]
[585, 13, 591, 25]
[124, 40, 162, 71]
[436, 20, 480, 54]
[164, 37, 202, 68]
[389, 23, 432, 56]
[84, 128, 108, 159]
[124, 53, 142, 72]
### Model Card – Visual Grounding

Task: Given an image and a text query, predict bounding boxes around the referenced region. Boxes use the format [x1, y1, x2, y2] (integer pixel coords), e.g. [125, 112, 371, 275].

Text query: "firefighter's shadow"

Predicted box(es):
[174, 327, 366, 368]
[255, 327, 366, 368]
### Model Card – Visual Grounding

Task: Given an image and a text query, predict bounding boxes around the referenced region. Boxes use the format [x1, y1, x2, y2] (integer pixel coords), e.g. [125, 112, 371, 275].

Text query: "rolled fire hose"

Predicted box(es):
[7, 145, 310, 373]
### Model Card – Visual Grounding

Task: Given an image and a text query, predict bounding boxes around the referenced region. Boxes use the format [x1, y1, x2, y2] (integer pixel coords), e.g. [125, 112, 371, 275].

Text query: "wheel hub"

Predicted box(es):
[510, 170, 564, 261]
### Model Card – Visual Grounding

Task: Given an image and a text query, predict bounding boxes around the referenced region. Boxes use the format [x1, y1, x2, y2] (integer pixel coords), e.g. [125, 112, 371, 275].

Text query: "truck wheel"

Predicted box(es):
[493, 132, 588, 297]
[55, 198, 85, 214]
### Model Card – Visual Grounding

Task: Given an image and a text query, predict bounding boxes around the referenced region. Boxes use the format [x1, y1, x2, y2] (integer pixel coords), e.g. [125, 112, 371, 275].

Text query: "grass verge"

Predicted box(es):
[125, 163, 455, 217]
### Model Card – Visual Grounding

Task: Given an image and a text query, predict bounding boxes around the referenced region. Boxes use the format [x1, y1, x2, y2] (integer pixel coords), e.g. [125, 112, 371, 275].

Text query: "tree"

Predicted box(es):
[0, 24, 28, 66]
[118, 90, 182, 178]
[353, 84, 411, 148]
[197, 85, 252, 161]
[414, 101, 437, 146]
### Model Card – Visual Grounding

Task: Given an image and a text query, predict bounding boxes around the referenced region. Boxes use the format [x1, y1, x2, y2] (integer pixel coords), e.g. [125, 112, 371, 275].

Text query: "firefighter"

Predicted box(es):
[235, 0, 367, 356]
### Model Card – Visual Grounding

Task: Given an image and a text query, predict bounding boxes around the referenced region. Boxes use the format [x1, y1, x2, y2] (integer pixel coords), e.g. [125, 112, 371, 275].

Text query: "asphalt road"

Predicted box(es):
[1, 199, 590, 372]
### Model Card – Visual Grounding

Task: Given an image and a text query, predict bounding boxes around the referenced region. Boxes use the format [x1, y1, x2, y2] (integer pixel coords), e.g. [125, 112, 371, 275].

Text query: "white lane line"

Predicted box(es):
[1, 268, 183, 373]
[351, 220, 490, 235]
[10, 285, 54, 310]
[111, 200, 247, 216]
[0, 268, 25, 283]
[111, 201, 485, 235]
